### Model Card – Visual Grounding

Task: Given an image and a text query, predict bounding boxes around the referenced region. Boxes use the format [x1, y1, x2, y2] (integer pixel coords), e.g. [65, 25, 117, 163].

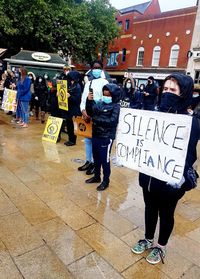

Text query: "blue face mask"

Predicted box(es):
[102, 96, 112, 104]
[92, 69, 102, 79]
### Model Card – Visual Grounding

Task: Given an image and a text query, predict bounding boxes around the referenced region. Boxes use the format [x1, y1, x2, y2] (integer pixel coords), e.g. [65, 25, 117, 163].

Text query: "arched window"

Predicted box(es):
[152, 46, 161, 67]
[136, 47, 144, 66]
[169, 44, 180, 67]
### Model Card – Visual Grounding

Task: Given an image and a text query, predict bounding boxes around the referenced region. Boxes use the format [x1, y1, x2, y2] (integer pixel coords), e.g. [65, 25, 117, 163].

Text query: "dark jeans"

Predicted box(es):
[143, 186, 185, 246]
[92, 137, 113, 183]
[66, 118, 76, 143]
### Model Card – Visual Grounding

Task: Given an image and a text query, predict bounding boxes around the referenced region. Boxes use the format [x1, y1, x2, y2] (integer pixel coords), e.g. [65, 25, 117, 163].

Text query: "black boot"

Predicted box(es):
[41, 111, 45, 123]
[78, 161, 90, 171]
[85, 176, 101, 184]
[96, 181, 109, 191]
[64, 141, 75, 146]
[86, 163, 95, 175]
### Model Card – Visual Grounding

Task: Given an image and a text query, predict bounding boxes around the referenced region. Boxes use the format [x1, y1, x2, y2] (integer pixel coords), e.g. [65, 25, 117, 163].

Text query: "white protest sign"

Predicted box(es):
[1, 88, 17, 112]
[116, 108, 192, 185]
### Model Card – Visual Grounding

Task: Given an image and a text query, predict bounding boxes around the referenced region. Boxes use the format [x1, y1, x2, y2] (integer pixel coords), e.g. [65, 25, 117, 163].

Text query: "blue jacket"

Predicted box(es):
[17, 77, 31, 101]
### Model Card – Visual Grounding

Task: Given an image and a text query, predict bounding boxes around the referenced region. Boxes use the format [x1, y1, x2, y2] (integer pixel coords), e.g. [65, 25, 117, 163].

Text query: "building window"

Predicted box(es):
[107, 52, 119, 66]
[169, 44, 179, 67]
[152, 46, 161, 67]
[136, 47, 144, 66]
[125, 19, 130, 30]
[118, 21, 122, 27]
[194, 71, 200, 84]
[122, 48, 126, 62]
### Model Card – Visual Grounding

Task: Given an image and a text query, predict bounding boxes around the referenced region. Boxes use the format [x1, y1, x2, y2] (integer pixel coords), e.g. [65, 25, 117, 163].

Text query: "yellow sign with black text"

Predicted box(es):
[57, 80, 68, 111]
[42, 116, 63, 143]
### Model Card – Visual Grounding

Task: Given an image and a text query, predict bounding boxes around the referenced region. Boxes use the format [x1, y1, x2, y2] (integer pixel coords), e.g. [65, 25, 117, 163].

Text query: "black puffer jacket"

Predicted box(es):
[86, 83, 121, 139]
[34, 77, 48, 107]
[139, 74, 199, 193]
[143, 82, 158, 105]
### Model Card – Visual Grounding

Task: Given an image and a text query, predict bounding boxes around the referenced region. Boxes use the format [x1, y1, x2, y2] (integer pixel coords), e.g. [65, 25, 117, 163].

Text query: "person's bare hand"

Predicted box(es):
[82, 109, 90, 122]
[88, 91, 93, 100]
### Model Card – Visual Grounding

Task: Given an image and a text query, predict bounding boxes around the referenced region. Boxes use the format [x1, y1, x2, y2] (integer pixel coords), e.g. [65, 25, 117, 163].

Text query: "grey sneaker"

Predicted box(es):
[146, 247, 165, 264]
[131, 239, 153, 254]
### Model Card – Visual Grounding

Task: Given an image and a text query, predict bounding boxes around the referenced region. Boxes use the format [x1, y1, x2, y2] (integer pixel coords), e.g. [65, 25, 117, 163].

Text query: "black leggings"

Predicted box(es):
[143, 186, 185, 246]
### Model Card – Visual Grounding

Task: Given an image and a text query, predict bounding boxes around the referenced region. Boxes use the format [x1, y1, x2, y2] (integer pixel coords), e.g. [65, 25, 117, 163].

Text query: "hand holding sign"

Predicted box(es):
[116, 108, 192, 185]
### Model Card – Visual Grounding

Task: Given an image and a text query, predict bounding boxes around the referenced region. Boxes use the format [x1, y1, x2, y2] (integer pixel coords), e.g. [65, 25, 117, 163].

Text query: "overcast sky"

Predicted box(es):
[109, 0, 197, 12]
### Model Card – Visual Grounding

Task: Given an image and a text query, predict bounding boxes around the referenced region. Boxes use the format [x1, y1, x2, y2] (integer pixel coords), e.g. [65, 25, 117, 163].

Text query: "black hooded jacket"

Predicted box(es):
[139, 74, 199, 193]
[86, 83, 121, 139]
[34, 76, 48, 106]
[60, 71, 82, 119]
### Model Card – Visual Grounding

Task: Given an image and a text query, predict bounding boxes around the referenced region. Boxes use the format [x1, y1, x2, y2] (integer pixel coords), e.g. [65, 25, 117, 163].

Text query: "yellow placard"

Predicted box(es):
[57, 79, 68, 111]
[42, 116, 63, 143]
[1, 88, 17, 112]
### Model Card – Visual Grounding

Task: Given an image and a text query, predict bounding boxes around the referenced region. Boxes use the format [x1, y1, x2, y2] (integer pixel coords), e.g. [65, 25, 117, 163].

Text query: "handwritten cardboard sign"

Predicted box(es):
[116, 108, 192, 185]
[1, 88, 17, 112]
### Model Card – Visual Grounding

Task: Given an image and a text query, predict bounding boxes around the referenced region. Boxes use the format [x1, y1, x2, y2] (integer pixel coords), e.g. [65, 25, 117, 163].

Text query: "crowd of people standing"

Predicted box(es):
[0, 61, 199, 265]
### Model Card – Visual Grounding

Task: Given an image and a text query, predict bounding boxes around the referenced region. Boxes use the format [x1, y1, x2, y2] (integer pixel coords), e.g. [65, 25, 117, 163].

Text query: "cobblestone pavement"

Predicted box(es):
[0, 110, 200, 279]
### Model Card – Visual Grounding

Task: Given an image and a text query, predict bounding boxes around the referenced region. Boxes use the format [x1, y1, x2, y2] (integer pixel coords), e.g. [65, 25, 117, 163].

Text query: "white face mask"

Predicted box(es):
[39, 78, 42, 83]
[193, 93, 199, 98]
[126, 83, 131, 89]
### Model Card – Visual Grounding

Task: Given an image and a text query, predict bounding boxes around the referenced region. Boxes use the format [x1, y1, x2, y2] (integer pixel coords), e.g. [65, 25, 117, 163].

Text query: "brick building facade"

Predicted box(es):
[105, 0, 197, 86]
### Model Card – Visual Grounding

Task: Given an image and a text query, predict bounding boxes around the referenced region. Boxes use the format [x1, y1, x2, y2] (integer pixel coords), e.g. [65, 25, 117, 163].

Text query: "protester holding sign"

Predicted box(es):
[131, 74, 199, 264]
[62, 71, 82, 146]
[85, 83, 121, 191]
[78, 60, 108, 175]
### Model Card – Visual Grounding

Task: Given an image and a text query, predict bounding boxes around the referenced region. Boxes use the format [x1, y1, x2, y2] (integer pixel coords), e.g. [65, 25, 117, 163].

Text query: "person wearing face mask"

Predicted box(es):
[34, 76, 48, 123]
[28, 72, 36, 117]
[143, 76, 159, 111]
[120, 78, 143, 109]
[131, 73, 199, 265]
[78, 60, 108, 175]
[61, 71, 82, 146]
[85, 83, 121, 191]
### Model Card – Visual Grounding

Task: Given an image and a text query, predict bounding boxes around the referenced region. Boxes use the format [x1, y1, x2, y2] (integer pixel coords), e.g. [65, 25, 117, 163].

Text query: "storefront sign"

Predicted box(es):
[32, 52, 51, 62]
[124, 72, 169, 80]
